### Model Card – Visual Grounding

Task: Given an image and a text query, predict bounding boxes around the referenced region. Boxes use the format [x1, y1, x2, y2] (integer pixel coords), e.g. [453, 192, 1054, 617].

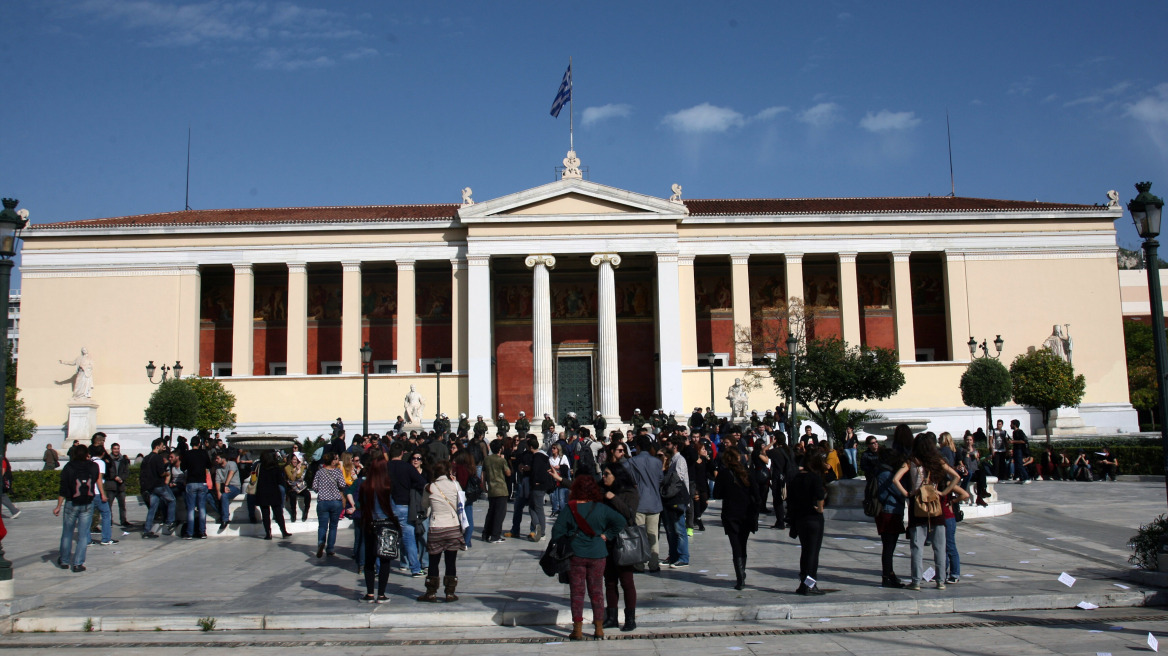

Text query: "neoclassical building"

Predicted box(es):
[10, 157, 1136, 462]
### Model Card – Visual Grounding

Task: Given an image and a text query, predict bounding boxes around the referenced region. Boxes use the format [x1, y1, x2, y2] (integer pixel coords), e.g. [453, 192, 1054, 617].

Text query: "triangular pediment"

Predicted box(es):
[458, 178, 688, 223]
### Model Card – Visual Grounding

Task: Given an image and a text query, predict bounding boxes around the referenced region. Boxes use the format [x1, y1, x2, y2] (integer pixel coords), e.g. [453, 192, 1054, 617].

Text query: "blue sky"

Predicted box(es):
[4, 1, 1168, 256]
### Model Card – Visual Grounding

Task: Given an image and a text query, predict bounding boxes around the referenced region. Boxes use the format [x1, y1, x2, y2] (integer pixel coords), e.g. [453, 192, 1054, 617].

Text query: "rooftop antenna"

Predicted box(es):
[184, 126, 192, 211]
[946, 110, 955, 197]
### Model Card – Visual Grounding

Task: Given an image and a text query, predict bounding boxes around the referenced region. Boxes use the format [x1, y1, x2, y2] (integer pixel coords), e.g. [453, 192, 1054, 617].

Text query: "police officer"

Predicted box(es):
[496, 412, 511, 437]
[592, 410, 607, 436]
[515, 411, 531, 439]
[563, 411, 579, 433]
[630, 408, 647, 430]
[457, 413, 470, 436]
[473, 415, 488, 439]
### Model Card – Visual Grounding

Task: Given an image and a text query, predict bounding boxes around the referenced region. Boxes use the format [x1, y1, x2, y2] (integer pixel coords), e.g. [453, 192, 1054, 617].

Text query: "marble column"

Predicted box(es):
[677, 254, 698, 367]
[396, 259, 417, 374]
[656, 252, 684, 415]
[340, 261, 362, 374]
[944, 250, 969, 362]
[176, 264, 201, 377]
[891, 251, 917, 362]
[838, 253, 861, 346]
[286, 263, 308, 375]
[451, 259, 468, 372]
[591, 253, 622, 425]
[466, 255, 493, 419]
[526, 255, 556, 420]
[730, 253, 752, 365]
[231, 263, 254, 377]
[784, 253, 804, 306]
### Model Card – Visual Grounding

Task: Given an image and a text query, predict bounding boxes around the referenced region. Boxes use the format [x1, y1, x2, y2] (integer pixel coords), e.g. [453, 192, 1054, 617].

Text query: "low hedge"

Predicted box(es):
[10, 467, 141, 502]
[978, 445, 1163, 476]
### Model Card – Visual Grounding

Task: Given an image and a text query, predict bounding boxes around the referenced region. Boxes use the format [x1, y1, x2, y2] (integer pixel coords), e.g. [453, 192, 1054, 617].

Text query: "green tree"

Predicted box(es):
[960, 357, 1013, 433]
[144, 378, 198, 436]
[1010, 348, 1086, 442]
[768, 336, 905, 444]
[1124, 319, 1159, 427]
[182, 376, 237, 432]
[4, 385, 37, 445]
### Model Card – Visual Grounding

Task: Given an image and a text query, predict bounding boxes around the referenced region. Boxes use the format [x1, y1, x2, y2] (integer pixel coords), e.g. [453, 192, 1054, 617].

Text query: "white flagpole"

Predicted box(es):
[569, 56, 574, 152]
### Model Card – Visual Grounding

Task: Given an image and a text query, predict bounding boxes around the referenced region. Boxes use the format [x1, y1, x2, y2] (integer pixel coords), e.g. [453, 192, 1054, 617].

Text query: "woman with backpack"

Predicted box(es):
[714, 447, 761, 591]
[551, 475, 627, 641]
[891, 433, 962, 590]
[53, 445, 99, 572]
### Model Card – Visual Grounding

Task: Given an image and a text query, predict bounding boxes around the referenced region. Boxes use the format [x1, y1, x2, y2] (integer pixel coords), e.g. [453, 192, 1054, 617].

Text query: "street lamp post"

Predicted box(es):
[145, 360, 183, 441]
[360, 342, 372, 436]
[786, 333, 799, 434]
[707, 352, 716, 412]
[435, 364, 442, 419]
[0, 198, 29, 599]
[1128, 181, 1168, 505]
[967, 334, 1004, 436]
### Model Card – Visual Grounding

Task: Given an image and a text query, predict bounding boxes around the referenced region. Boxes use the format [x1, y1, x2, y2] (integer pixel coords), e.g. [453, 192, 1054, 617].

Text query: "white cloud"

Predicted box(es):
[859, 110, 922, 132]
[752, 106, 789, 121]
[662, 103, 745, 134]
[1126, 83, 1168, 125]
[797, 102, 842, 127]
[1065, 81, 1132, 108]
[1042, 94, 1058, 103]
[73, 0, 370, 70]
[581, 103, 632, 127]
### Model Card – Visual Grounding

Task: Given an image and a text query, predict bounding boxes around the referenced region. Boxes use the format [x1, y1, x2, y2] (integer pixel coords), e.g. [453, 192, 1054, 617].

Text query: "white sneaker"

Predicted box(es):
[10, 510, 20, 519]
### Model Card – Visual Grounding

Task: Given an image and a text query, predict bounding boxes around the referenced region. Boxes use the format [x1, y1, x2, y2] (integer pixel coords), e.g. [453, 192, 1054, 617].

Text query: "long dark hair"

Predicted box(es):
[892, 424, 914, 456]
[358, 455, 393, 529]
[911, 433, 947, 485]
[722, 447, 750, 488]
[603, 463, 636, 493]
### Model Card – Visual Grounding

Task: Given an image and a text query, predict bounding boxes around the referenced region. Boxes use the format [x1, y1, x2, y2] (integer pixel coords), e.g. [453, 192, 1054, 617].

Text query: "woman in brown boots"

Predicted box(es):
[416, 461, 465, 603]
[550, 475, 627, 640]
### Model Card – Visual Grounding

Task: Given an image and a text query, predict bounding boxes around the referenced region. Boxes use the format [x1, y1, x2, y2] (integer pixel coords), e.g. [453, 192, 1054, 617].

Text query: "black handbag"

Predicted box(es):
[372, 519, 402, 559]
[539, 533, 574, 578]
[613, 524, 651, 566]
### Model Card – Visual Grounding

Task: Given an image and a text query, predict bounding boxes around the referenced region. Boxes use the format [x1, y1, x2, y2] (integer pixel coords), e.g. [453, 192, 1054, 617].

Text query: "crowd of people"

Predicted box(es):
[45, 407, 1130, 640]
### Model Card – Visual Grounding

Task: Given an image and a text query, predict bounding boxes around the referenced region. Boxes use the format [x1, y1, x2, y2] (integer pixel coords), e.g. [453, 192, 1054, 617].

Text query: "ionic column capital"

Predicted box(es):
[467, 254, 490, 267]
[677, 253, 696, 265]
[838, 252, 857, 264]
[785, 253, 804, 265]
[525, 254, 557, 269]
[341, 260, 363, 274]
[232, 262, 253, 274]
[590, 253, 622, 269]
[287, 262, 307, 274]
[396, 259, 416, 272]
[730, 253, 750, 266]
[892, 251, 912, 263]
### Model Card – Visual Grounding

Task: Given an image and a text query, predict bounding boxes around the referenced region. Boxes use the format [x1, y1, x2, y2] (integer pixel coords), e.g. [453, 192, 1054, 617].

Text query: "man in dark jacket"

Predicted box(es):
[625, 435, 663, 571]
[105, 443, 133, 527]
[527, 438, 553, 542]
[766, 435, 797, 529]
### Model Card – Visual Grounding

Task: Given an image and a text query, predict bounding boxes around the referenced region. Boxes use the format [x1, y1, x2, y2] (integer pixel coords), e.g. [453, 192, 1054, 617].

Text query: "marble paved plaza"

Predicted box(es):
[3, 480, 1167, 633]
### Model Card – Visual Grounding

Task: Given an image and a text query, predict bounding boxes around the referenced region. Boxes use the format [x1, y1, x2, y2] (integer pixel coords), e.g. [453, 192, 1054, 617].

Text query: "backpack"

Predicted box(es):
[912, 482, 943, 518]
[464, 472, 484, 503]
[65, 461, 97, 505]
[575, 439, 598, 476]
[862, 473, 881, 518]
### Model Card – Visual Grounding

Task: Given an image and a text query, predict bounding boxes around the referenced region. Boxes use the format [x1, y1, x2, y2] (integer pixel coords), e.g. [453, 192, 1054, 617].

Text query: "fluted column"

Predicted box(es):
[451, 259, 468, 372]
[466, 255, 493, 418]
[891, 251, 917, 363]
[526, 255, 556, 419]
[656, 252, 684, 413]
[341, 261, 362, 374]
[678, 254, 698, 367]
[231, 263, 254, 376]
[286, 263, 308, 375]
[731, 253, 752, 365]
[592, 253, 621, 425]
[397, 259, 417, 374]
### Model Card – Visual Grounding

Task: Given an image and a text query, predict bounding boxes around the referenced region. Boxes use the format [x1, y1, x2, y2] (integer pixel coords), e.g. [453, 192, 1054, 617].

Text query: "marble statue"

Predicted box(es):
[561, 150, 582, 180]
[59, 347, 94, 400]
[404, 384, 425, 425]
[461, 187, 474, 205]
[1042, 324, 1072, 363]
[726, 377, 749, 419]
[1107, 190, 1120, 209]
[669, 183, 683, 202]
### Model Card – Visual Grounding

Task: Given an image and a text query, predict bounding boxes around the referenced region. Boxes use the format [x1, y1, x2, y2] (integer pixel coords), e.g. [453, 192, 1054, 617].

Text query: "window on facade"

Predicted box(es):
[373, 360, 397, 374]
[321, 362, 342, 375]
[269, 363, 287, 376]
[698, 353, 729, 367]
[420, 359, 452, 373]
[211, 363, 232, 377]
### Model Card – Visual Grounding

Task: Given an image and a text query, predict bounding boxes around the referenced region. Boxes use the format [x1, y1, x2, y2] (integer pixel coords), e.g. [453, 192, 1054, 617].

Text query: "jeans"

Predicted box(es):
[509, 478, 531, 534]
[219, 485, 240, 524]
[59, 501, 94, 566]
[550, 487, 568, 513]
[944, 516, 960, 577]
[185, 482, 209, 537]
[909, 523, 947, 583]
[145, 484, 176, 532]
[528, 489, 547, 537]
[91, 495, 112, 542]
[391, 501, 422, 573]
[662, 506, 689, 565]
[844, 448, 858, 476]
[1013, 451, 1029, 481]
[463, 502, 475, 545]
[316, 498, 343, 552]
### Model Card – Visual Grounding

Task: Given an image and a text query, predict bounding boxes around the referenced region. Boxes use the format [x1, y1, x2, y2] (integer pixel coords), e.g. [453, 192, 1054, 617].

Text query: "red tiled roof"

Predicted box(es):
[31, 204, 460, 230]
[683, 196, 1104, 216]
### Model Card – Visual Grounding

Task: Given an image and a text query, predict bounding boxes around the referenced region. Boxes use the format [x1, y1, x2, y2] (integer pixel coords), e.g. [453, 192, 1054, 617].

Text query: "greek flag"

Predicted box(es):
[549, 64, 572, 118]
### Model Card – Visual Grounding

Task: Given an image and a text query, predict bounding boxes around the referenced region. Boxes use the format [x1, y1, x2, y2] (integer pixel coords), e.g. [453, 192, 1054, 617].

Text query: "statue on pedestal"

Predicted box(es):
[59, 347, 94, 400]
[403, 384, 425, 425]
[726, 377, 749, 420]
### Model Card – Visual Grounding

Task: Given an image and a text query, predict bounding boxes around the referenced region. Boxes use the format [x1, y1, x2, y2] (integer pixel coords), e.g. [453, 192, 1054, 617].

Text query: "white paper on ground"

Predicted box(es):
[727, 647, 744, 651]
[818, 618, 831, 622]
[1114, 583, 1131, 590]
[975, 533, 986, 536]
[966, 552, 975, 555]
[716, 573, 729, 577]
[545, 642, 563, 645]
[922, 567, 936, 582]
[699, 569, 709, 573]
[833, 537, 846, 540]
[1020, 561, 1030, 564]
[1097, 652, 1112, 656]
[863, 546, 875, 549]
[1058, 572, 1076, 587]
[804, 576, 817, 588]
[122, 531, 130, 536]
[1030, 548, 1040, 551]
[1149, 633, 1159, 653]
[998, 575, 1011, 579]
[1047, 537, 1057, 540]
[1077, 601, 1099, 610]
[964, 573, 975, 577]
[1088, 630, 1103, 633]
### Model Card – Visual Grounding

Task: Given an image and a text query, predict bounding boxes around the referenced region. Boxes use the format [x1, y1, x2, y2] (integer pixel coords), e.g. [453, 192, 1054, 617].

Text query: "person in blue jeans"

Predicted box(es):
[1010, 419, 1031, 484]
[842, 426, 859, 478]
[389, 444, 429, 575]
[54, 445, 99, 572]
[660, 437, 690, 567]
[312, 452, 354, 558]
[89, 445, 116, 545]
[944, 489, 968, 584]
[215, 451, 242, 533]
[139, 438, 174, 538]
[183, 436, 214, 538]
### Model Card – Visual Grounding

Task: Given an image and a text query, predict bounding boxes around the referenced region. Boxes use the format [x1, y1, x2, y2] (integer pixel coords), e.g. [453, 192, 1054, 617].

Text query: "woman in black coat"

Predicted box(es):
[255, 451, 291, 539]
[713, 447, 761, 590]
[600, 463, 640, 632]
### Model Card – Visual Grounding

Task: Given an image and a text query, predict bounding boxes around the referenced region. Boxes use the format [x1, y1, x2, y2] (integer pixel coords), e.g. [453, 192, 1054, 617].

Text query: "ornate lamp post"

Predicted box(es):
[786, 333, 799, 433]
[707, 351, 716, 412]
[360, 342, 372, 436]
[967, 335, 1004, 360]
[145, 360, 183, 441]
[1128, 181, 1168, 505]
[0, 198, 29, 600]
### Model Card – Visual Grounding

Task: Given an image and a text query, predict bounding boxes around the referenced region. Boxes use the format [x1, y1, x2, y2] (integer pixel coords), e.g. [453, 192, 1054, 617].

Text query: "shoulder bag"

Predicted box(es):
[372, 518, 401, 559]
[613, 522, 651, 566]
